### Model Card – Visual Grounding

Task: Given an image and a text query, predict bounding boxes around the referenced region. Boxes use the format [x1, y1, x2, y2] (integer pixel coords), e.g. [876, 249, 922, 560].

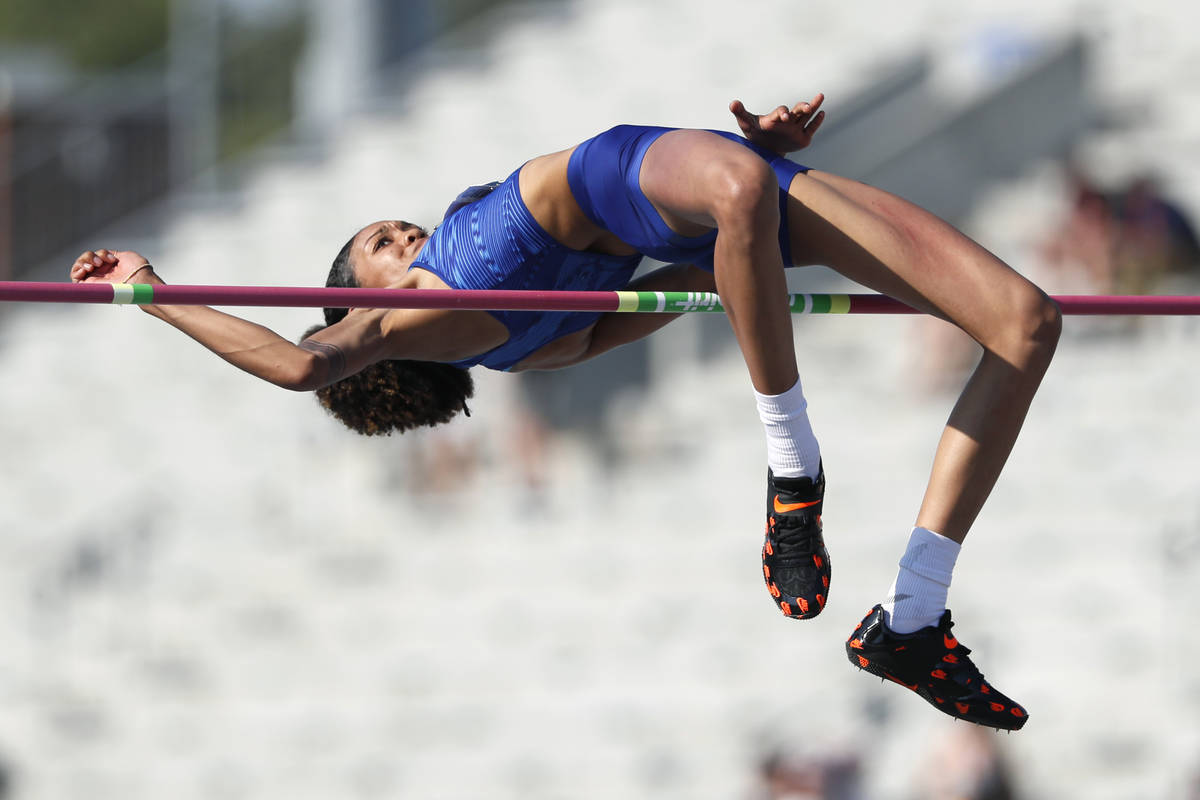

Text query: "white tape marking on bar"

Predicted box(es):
[111, 284, 135, 304]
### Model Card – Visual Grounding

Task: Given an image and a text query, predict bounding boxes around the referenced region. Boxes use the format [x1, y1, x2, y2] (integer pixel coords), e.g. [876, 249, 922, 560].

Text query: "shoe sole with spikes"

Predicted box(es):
[846, 604, 1028, 731]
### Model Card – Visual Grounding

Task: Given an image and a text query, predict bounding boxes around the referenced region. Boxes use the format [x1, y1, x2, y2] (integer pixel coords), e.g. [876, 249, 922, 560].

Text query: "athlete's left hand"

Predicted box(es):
[70, 249, 158, 285]
[729, 94, 826, 156]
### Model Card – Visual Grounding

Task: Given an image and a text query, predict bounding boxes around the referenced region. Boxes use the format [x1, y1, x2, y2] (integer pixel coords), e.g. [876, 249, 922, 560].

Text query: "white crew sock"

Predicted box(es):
[882, 526, 961, 634]
[754, 378, 821, 479]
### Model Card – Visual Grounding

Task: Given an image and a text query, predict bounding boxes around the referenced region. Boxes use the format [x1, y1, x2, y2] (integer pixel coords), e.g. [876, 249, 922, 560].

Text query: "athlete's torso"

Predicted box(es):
[410, 161, 643, 371]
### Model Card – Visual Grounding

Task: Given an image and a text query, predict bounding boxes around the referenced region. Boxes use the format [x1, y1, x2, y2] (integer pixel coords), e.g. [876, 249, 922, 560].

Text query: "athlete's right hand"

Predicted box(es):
[70, 249, 159, 285]
[729, 94, 826, 156]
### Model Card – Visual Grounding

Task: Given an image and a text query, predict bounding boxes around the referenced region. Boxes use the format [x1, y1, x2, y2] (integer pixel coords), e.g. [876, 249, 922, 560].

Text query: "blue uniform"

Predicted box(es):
[412, 125, 810, 371]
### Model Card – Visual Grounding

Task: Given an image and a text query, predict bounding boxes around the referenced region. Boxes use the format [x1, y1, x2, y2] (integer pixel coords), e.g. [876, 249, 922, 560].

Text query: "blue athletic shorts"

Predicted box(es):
[566, 125, 810, 269]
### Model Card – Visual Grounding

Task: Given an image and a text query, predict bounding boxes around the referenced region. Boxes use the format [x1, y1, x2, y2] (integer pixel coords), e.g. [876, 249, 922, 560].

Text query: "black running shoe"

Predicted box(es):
[762, 466, 828, 619]
[846, 605, 1029, 730]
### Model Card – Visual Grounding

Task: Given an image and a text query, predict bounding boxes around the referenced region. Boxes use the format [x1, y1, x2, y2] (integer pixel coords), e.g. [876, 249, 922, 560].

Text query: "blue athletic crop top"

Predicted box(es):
[410, 169, 643, 371]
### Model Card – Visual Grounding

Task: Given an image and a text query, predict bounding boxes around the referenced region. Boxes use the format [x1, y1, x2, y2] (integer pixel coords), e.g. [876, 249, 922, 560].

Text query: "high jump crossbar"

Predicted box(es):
[2, 281, 1200, 315]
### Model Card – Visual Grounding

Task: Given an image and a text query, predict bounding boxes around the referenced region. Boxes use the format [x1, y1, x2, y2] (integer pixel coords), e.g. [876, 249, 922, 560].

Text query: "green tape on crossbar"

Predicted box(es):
[110, 283, 155, 304]
[623, 291, 723, 312]
[132, 283, 155, 304]
[660, 292, 724, 313]
[637, 292, 664, 312]
[620, 292, 854, 314]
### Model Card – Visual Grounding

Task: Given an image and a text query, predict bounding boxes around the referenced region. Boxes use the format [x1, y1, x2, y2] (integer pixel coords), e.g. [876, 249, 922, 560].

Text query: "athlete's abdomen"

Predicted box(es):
[412, 170, 642, 371]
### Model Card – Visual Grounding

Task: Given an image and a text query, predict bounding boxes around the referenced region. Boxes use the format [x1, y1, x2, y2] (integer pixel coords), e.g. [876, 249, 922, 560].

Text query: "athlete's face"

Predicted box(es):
[350, 220, 428, 288]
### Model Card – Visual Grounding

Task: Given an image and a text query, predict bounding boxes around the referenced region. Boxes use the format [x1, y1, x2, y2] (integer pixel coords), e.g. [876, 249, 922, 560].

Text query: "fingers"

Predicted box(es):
[69, 249, 150, 283]
[805, 108, 826, 138]
[730, 95, 827, 154]
[791, 92, 825, 118]
[784, 95, 825, 143]
[761, 97, 826, 132]
[729, 99, 757, 130]
[70, 249, 119, 282]
[790, 94, 826, 132]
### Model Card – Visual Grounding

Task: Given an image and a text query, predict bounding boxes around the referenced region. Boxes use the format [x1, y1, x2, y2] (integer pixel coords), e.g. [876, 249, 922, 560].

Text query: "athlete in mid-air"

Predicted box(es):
[71, 93, 1059, 730]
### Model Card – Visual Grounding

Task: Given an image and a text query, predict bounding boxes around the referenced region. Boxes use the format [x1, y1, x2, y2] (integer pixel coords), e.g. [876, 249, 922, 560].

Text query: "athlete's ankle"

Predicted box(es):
[755, 378, 820, 479]
[881, 526, 959, 634]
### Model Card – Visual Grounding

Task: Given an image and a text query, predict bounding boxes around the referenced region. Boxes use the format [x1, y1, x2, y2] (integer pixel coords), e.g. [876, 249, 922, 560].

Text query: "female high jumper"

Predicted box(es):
[70, 94, 1059, 730]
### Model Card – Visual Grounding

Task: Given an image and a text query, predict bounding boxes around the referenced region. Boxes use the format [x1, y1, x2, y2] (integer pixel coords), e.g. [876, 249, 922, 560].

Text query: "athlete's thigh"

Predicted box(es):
[638, 129, 774, 234]
[785, 169, 1045, 340]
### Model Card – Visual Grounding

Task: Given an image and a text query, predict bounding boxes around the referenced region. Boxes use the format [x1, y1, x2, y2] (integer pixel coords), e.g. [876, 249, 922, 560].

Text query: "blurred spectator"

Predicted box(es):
[915, 725, 1018, 800]
[404, 371, 552, 505]
[1041, 165, 1200, 295]
[749, 748, 863, 800]
[509, 376, 552, 502]
[1039, 165, 1119, 293]
[904, 159, 1200, 395]
[908, 317, 980, 396]
[406, 418, 483, 495]
[1112, 175, 1200, 293]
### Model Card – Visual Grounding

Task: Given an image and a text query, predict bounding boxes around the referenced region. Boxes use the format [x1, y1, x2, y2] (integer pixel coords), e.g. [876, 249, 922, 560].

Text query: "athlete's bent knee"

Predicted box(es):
[1001, 287, 1061, 370]
[710, 158, 778, 232]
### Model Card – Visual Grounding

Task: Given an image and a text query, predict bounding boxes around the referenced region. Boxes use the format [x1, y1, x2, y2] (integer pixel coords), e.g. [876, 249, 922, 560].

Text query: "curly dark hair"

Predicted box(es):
[302, 233, 474, 436]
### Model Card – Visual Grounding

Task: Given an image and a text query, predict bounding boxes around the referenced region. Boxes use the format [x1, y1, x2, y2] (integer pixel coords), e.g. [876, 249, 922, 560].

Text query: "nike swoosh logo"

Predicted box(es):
[773, 496, 820, 514]
[884, 673, 919, 691]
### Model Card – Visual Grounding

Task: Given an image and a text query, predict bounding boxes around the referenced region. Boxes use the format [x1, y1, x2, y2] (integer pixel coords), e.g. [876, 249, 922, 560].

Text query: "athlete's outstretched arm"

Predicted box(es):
[729, 93, 826, 156]
[70, 249, 392, 390]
